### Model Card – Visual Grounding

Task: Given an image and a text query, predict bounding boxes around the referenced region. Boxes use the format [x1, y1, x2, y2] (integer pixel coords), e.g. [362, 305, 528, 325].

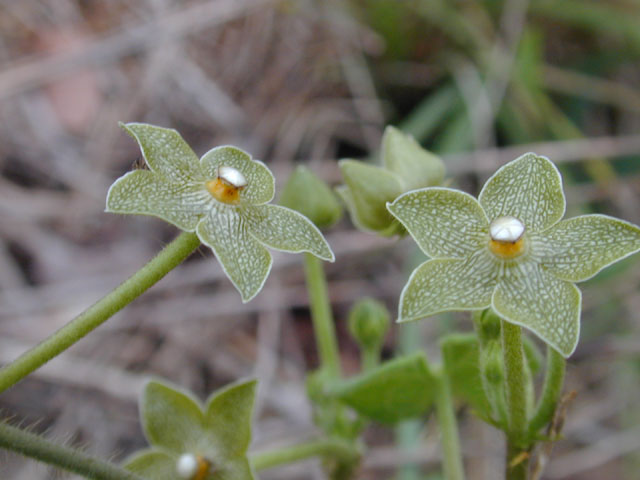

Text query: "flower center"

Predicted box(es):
[206, 165, 247, 204]
[176, 453, 212, 480]
[488, 216, 526, 259]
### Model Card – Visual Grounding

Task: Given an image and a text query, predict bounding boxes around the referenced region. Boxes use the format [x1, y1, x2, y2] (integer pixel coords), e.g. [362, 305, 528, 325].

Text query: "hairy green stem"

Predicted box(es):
[0, 232, 201, 393]
[501, 320, 528, 480]
[434, 369, 465, 480]
[303, 253, 341, 377]
[251, 438, 355, 471]
[361, 348, 379, 372]
[0, 421, 143, 480]
[527, 345, 566, 438]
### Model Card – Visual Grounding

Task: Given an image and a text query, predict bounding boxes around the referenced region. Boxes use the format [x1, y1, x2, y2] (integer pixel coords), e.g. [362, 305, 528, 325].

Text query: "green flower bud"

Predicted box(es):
[348, 298, 390, 350]
[474, 308, 502, 343]
[338, 126, 445, 237]
[279, 165, 343, 229]
[480, 340, 504, 386]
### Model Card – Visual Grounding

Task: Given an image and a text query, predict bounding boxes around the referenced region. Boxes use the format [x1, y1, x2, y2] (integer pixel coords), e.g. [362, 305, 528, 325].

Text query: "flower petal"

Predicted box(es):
[244, 205, 335, 261]
[220, 458, 256, 480]
[539, 214, 640, 282]
[200, 146, 275, 205]
[479, 153, 565, 232]
[141, 380, 206, 453]
[123, 449, 176, 480]
[338, 159, 404, 235]
[398, 251, 498, 322]
[492, 262, 580, 357]
[205, 379, 257, 458]
[106, 170, 210, 230]
[196, 206, 272, 302]
[121, 123, 203, 182]
[388, 187, 489, 258]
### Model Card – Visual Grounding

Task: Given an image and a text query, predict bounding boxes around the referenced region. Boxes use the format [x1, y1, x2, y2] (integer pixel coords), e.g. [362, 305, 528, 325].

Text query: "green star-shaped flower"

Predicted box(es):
[107, 123, 334, 302]
[124, 379, 257, 480]
[387, 153, 640, 357]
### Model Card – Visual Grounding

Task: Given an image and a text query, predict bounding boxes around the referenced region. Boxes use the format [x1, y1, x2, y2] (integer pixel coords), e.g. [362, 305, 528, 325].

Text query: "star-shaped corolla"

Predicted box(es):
[124, 379, 257, 480]
[106, 123, 334, 302]
[387, 153, 640, 357]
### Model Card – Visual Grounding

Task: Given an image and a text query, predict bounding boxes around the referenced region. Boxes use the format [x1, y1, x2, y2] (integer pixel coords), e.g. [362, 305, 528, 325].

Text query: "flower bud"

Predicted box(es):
[480, 340, 504, 386]
[279, 165, 342, 229]
[474, 308, 502, 342]
[337, 126, 445, 237]
[348, 298, 390, 350]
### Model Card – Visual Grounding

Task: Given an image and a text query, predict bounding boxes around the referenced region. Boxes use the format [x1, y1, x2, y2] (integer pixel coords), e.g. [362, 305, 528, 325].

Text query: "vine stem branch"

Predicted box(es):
[303, 253, 341, 377]
[0, 421, 144, 480]
[251, 438, 355, 471]
[434, 368, 465, 480]
[501, 320, 529, 480]
[528, 345, 566, 438]
[0, 232, 201, 393]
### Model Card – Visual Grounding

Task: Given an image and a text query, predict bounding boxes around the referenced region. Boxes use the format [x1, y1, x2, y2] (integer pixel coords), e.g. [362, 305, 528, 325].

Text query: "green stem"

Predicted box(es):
[251, 438, 355, 471]
[361, 348, 379, 372]
[527, 345, 566, 438]
[434, 368, 465, 480]
[303, 253, 341, 377]
[0, 421, 143, 480]
[501, 320, 529, 480]
[0, 232, 200, 393]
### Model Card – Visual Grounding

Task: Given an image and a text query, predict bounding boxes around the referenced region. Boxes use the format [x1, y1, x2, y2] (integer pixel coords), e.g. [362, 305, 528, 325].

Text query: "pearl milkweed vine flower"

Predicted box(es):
[387, 153, 640, 357]
[106, 123, 334, 302]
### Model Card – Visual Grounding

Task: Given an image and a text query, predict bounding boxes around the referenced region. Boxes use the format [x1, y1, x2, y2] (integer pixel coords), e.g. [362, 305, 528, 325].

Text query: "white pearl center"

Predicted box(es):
[218, 165, 247, 188]
[489, 216, 525, 243]
[176, 453, 198, 479]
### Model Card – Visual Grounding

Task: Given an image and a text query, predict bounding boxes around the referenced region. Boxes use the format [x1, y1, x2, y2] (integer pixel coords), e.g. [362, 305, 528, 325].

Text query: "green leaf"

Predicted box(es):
[540, 214, 640, 282]
[388, 187, 489, 258]
[279, 165, 343, 229]
[123, 449, 176, 480]
[200, 146, 275, 205]
[398, 253, 497, 322]
[141, 381, 206, 454]
[492, 262, 581, 357]
[382, 126, 445, 191]
[338, 159, 403, 235]
[333, 352, 437, 423]
[106, 170, 209, 231]
[440, 334, 492, 418]
[121, 123, 203, 183]
[205, 379, 257, 458]
[196, 206, 272, 302]
[479, 153, 566, 232]
[244, 204, 335, 262]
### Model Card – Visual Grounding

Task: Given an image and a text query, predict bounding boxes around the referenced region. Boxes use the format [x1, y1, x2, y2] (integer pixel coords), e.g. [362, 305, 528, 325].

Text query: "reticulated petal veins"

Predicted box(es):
[244, 205, 334, 261]
[492, 262, 580, 358]
[121, 123, 204, 183]
[124, 449, 177, 480]
[398, 251, 497, 322]
[539, 214, 640, 283]
[106, 170, 211, 231]
[205, 380, 257, 458]
[200, 147, 275, 205]
[479, 153, 566, 233]
[141, 381, 206, 454]
[196, 206, 272, 302]
[388, 188, 489, 259]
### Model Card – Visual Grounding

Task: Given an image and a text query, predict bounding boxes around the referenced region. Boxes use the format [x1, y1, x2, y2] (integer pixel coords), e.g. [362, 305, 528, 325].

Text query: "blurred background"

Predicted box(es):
[1, 1, 640, 479]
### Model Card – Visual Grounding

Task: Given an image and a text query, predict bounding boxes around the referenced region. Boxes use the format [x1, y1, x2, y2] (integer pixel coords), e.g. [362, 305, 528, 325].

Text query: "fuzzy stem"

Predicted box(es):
[527, 346, 566, 438]
[303, 253, 341, 377]
[0, 421, 143, 480]
[251, 438, 355, 471]
[361, 348, 380, 372]
[434, 368, 465, 480]
[501, 320, 529, 480]
[0, 232, 200, 393]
